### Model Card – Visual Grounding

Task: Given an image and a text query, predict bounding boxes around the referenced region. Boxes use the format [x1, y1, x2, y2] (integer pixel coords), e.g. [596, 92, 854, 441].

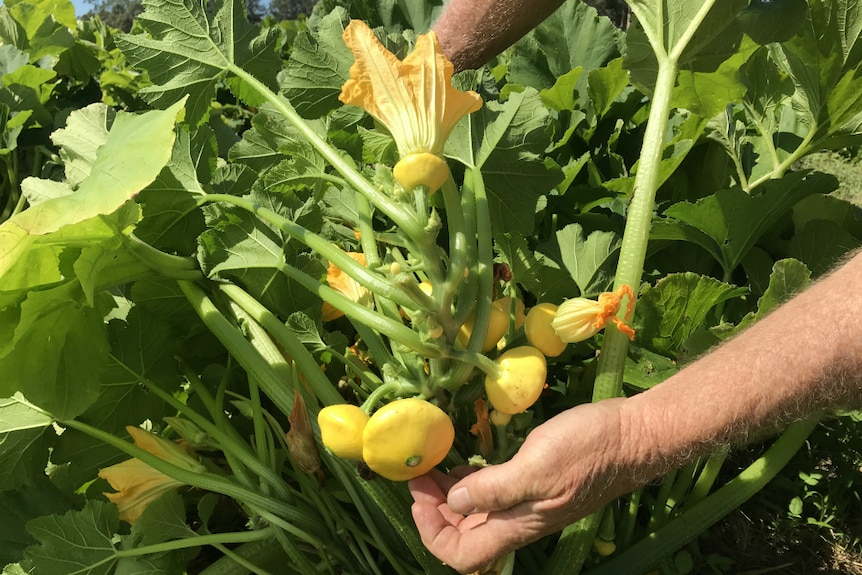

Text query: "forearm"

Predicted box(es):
[433, 0, 564, 72]
[623, 251, 862, 473]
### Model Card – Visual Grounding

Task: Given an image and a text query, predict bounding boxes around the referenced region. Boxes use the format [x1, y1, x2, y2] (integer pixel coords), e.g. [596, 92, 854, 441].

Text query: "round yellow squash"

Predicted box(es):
[362, 398, 454, 481]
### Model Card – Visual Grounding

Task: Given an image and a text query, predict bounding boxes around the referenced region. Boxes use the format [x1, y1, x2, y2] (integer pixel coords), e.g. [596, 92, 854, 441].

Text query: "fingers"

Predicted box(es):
[410, 498, 550, 574]
[445, 457, 541, 514]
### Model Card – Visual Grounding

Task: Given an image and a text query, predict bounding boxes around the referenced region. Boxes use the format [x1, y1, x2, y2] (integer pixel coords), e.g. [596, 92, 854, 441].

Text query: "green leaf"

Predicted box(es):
[0, 426, 53, 491]
[0, 393, 53, 433]
[769, 1, 862, 150]
[786, 219, 859, 276]
[52, 308, 175, 488]
[2, 100, 182, 237]
[738, 0, 808, 44]
[446, 88, 562, 236]
[625, 0, 747, 91]
[130, 492, 197, 546]
[633, 272, 748, 357]
[0, 476, 78, 566]
[508, 0, 623, 90]
[50, 103, 114, 189]
[587, 57, 630, 119]
[116, 0, 280, 126]
[4, 0, 75, 61]
[134, 126, 213, 255]
[0, 283, 108, 419]
[287, 311, 327, 350]
[24, 500, 119, 575]
[540, 67, 584, 112]
[654, 171, 836, 274]
[673, 36, 757, 119]
[624, 346, 678, 390]
[556, 223, 621, 297]
[279, 7, 352, 119]
[229, 104, 328, 174]
[733, 258, 811, 335]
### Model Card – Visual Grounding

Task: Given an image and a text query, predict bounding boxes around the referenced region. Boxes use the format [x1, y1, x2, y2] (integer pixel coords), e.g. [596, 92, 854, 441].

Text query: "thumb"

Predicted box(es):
[446, 458, 539, 515]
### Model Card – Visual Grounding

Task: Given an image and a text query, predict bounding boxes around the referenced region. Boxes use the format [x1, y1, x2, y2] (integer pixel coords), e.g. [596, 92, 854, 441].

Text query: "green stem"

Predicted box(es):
[200, 193, 421, 311]
[586, 420, 816, 575]
[115, 528, 274, 558]
[360, 381, 421, 414]
[592, 59, 679, 400]
[139, 378, 292, 500]
[686, 447, 730, 508]
[199, 538, 286, 575]
[271, 260, 438, 357]
[59, 418, 325, 544]
[218, 283, 343, 406]
[179, 280, 296, 417]
[210, 543, 277, 575]
[227, 65, 421, 239]
[439, 166, 494, 391]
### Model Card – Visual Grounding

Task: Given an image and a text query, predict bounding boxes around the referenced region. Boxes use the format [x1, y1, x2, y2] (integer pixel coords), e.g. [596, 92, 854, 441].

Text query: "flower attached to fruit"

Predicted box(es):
[99, 426, 206, 524]
[318, 404, 370, 461]
[362, 398, 454, 481]
[322, 251, 374, 321]
[484, 346, 547, 415]
[551, 285, 635, 343]
[392, 152, 449, 193]
[339, 20, 482, 192]
[525, 302, 567, 357]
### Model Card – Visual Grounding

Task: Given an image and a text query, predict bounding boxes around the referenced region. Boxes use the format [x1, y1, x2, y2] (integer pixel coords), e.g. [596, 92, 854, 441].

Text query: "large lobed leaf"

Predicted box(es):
[116, 0, 280, 126]
[445, 88, 562, 236]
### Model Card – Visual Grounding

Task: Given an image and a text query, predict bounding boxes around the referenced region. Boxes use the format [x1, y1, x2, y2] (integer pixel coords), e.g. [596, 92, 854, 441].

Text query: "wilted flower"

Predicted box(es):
[469, 399, 493, 458]
[551, 285, 635, 343]
[99, 426, 206, 524]
[339, 20, 482, 157]
[322, 252, 374, 321]
[286, 391, 321, 476]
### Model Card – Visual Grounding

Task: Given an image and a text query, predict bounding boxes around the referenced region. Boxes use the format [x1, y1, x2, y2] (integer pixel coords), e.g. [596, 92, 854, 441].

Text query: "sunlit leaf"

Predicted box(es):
[116, 0, 280, 126]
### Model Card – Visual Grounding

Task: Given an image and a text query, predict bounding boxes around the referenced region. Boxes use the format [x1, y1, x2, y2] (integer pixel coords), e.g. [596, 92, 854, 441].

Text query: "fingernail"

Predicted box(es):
[448, 487, 475, 514]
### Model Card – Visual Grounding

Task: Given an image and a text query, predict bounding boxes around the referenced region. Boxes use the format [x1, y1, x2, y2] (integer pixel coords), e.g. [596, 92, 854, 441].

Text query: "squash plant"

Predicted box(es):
[2, 0, 862, 574]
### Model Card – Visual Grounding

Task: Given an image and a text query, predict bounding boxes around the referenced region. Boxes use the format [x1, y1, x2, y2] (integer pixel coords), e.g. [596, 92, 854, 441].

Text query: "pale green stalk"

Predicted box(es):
[587, 420, 817, 574]
[550, 3, 720, 571]
[59, 418, 325, 544]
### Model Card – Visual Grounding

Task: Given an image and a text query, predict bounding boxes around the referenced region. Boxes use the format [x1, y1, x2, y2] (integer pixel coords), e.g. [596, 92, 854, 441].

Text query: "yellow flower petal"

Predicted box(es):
[339, 20, 482, 156]
[100, 459, 185, 524]
[322, 252, 374, 321]
[99, 426, 205, 524]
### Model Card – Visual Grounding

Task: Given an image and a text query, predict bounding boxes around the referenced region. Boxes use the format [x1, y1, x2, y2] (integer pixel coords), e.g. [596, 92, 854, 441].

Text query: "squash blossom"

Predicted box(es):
[339, 20, 482, 192]
[322, 252, 374, 321]
[99, 426, 206, 524]
[551, 285, 636, 343]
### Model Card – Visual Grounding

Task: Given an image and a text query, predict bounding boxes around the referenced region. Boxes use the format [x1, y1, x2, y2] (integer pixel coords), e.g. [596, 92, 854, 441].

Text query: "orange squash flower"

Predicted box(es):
[322, 251, 374, 321]
[551, 285, 636, 343]
[339, 20, 482, 157]
[99, 426, 205, 524]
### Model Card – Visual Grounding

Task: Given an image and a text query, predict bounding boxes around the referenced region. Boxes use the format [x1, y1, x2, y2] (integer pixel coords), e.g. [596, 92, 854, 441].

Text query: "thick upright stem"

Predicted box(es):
[592, 60, 678, 400]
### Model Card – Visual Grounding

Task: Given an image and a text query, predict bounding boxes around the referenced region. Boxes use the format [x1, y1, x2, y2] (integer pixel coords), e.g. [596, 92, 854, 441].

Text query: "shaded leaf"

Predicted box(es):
[24, 500, 119, 575]
[633, 272, 748, 356]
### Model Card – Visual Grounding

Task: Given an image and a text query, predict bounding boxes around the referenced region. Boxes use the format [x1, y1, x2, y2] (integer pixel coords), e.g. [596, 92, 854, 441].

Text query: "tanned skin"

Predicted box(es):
[432, 0, 565, 72]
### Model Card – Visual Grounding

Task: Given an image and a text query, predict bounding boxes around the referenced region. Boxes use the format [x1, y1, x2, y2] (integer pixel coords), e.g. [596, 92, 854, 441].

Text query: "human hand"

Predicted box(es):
[408, 398, 652, 573]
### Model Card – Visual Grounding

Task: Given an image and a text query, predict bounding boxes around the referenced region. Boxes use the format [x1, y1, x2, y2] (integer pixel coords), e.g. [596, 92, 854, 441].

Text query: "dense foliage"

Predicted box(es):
[1, 0, 861, 573]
